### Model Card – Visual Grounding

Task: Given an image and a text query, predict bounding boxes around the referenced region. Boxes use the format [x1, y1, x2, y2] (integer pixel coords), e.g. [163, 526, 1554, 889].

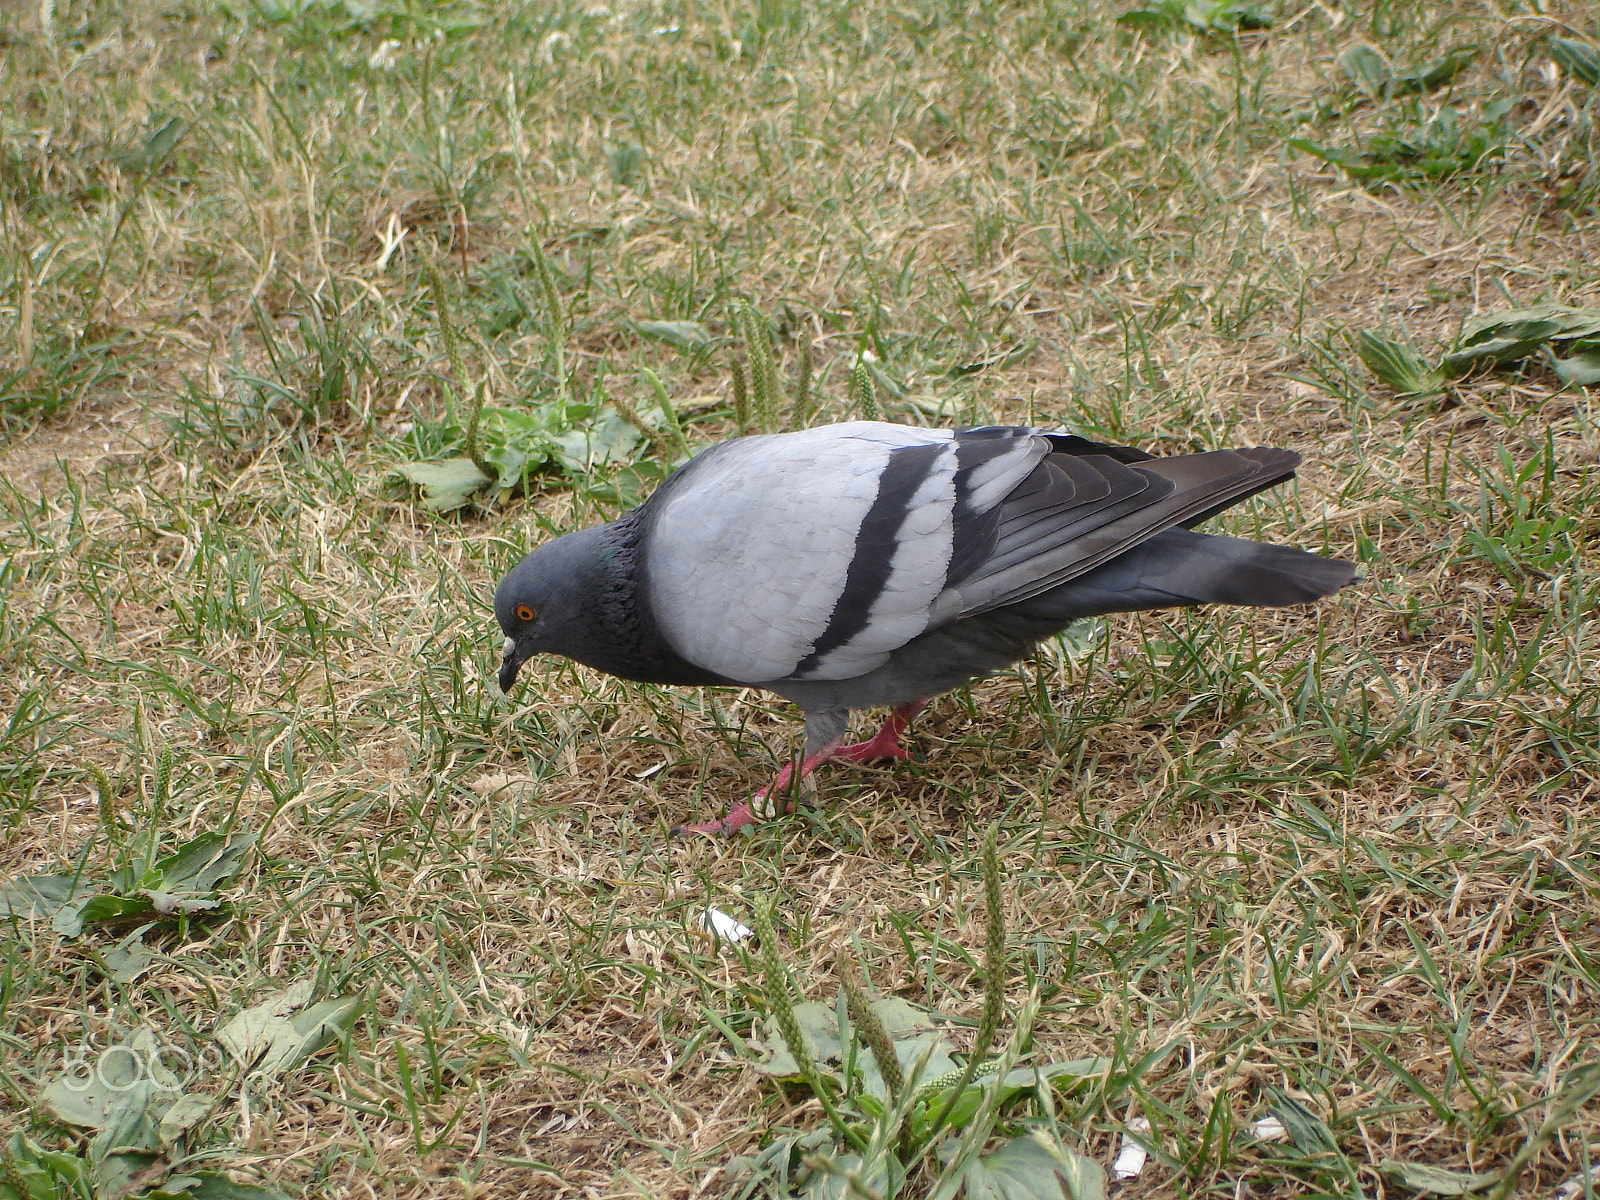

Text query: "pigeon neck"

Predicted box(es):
[590, 510, 730, 686]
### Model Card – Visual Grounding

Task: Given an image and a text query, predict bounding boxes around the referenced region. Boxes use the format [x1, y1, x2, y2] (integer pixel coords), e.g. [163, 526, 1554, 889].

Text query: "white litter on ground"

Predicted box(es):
[1251, 1116, 1288, 1142]
[1112, 1117, 1153, 1180]
[698, 908, 755, 945]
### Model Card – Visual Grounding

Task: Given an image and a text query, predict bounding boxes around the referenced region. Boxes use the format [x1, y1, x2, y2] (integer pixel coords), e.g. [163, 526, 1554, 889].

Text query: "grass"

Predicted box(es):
[2, 0, 1598, 1195]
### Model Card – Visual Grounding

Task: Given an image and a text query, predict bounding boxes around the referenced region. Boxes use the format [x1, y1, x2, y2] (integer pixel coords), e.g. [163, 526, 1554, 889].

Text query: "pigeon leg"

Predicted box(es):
[832, 699, 928, 763]
[671, 740, 844, 837]
[670, 707, 923, 838]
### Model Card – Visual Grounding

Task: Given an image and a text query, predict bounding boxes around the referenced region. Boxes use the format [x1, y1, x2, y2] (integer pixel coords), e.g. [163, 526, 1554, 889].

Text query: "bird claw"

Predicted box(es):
[671, 802, 760, 838]
[831, 699, 924, 764]
[670, 713, 921, 836]
[832, 736, 912, 764]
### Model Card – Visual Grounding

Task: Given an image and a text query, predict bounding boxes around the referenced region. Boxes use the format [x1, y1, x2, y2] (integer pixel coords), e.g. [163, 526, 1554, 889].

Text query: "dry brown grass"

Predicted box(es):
[2, 0, 1599, 1196]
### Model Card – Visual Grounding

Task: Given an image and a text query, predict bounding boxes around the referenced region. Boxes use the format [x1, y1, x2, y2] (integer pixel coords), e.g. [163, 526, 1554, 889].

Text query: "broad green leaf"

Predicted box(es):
[1379, 1160, 1501, 1194]
[634, 320, 713, 350]
[1286, 138, 1391, 181]
[1549, 37, 1600, 86]
[38, 1029, 179, 1199]
[1552, 341, 1600, 385]
[216, 982, 361, 1077]
[117, 117, 190, 174]
[0, 874, 93, 921]
[958, 1130, 1108, 1200]
[1338, 45, 1392, 97]
[1263, 1086, 1339, 1155]
[101, 925, 158, 984]
[590, 459, 673, 508]
[1392, 48, 1476, 92]
[145, 1177, 206, 1200]
[184, 1173, 294, 1200]
[1356, 331, 1445, 396]
[144, 118, 189, 164]
[41, 1029, 180, 1130]
[864, 1029, 959, 1100]
[149, 1175, 288, 1200]
[41, 1065, 125, 1130]
[154, 832, 256, 893]
[54, 894, 158, 937]
[44, 833, 251, 937]
[861, 996, 938, 1038]
[924, 1061, 1111, 1132]
[798, 1152, 892, 1200]
[724, 1127, 836, 1191]
[1210, 2, 1269, 30]
[546, 410, 644, 472]
[157, 1094, 214, 1146]
[752, 1000, 849, 1078]
[1116, 3, 1184, 32]
[753, 994, 959, 1094]
[91, 1150, 161, 1200]
[1441, 304, 1600, 375]
[1, 1132, 96, 1200]
[390, 458, 495, 511]
[90, 1098, 162, 1160]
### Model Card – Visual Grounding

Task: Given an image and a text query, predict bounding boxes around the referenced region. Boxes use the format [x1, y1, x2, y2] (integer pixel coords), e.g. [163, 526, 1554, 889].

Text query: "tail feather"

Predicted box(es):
[1025, 527, 1356, 620]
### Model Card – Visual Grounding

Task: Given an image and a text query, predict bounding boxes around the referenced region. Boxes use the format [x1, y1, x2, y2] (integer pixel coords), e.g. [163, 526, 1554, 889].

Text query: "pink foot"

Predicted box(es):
[671, 802, 760, 837]
[671, 699, 929, 838]
[833, 700, 928, 763]
[671, 743, 839, 838]
[833, 733, 911, 763]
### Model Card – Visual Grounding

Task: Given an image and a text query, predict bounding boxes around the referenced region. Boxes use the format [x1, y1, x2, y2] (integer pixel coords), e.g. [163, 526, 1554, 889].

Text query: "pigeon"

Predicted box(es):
[495, 421, 1354, 835]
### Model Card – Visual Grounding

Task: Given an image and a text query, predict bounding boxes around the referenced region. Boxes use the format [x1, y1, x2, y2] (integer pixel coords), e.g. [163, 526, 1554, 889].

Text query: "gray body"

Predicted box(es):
[496, 422, 1354, 759]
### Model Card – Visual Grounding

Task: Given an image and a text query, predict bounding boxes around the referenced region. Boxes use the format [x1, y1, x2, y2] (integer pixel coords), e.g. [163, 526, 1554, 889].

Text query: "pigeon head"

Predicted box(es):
[494, 526, 611, 693]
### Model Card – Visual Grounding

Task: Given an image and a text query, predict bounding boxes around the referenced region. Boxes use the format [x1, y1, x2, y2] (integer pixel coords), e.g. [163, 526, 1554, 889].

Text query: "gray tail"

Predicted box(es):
[1034, 527, 1357, 620]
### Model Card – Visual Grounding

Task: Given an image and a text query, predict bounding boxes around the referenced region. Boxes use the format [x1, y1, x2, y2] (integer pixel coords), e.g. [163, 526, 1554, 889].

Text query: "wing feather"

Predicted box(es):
[943, 447, 1301, 618]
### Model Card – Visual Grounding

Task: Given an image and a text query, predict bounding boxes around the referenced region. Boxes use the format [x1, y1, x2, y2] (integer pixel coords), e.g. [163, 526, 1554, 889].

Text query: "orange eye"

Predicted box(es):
[514, 605, 537, 622]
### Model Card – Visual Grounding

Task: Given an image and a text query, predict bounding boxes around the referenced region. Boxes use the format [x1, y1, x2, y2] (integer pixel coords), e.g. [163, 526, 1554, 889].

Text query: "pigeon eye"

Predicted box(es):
[514, 604, 537, 623]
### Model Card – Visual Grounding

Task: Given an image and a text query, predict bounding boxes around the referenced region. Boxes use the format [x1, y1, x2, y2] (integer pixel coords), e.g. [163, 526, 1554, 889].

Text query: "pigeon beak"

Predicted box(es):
[498, 635, 528, 694]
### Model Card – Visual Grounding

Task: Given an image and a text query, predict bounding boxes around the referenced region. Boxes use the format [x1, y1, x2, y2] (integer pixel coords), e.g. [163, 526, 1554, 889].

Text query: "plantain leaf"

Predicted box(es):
[102, 925, 159, 983]
[183, 1173, 294, 1200]
[1392, 47, 1476, 92]
[957, 1130, 1108, 1200]
[1286, 138, 1394, 181]
[1, 1132, 95, 1200]
[752, 995, 960, 1096]
[54, 894, 158, 937]
[1549, 37, 1600, 86]
[0, 873, 94, 921]
[634, 320, 713, 350]
[1380, 1160, 1501, 1194]
[1264, 1086, 1340, 1155]
[1552, 340, 1600, 385]
[217, 982, 362, 1077]
[1356, 330, 1445, 396]
[1338, 45, 1392, 97]
[389, 458, 495, 511]
[1441, 305, 1600, 375]
[154, 832, 256, 893]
